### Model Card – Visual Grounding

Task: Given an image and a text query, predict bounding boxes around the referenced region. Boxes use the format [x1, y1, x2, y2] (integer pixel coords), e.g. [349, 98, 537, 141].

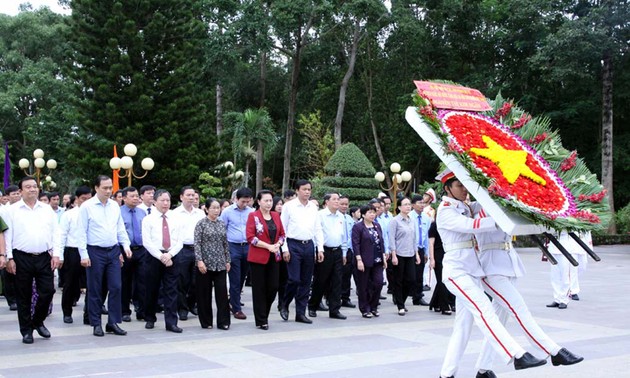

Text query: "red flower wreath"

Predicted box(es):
[438, 110, 576, 219]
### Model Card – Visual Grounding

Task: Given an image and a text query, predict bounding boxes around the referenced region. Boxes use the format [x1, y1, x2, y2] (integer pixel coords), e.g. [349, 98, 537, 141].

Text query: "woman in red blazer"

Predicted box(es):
[246, 190, 286, 330]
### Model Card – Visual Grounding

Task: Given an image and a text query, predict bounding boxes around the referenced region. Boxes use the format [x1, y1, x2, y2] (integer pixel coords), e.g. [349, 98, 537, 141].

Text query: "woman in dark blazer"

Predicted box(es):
[246, 190, 286, 330]
[352, 204, 387, 318]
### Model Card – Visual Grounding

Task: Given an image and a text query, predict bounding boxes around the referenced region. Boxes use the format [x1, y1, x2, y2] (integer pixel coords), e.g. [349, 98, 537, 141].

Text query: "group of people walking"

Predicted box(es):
[0, 171, 587, 377]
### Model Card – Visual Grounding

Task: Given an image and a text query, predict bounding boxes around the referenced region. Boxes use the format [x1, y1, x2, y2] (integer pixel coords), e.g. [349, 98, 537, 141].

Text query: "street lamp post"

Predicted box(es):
[374, 162, 412, 210]
[109, 143, 155, 187]
[18, 149, 57, 186]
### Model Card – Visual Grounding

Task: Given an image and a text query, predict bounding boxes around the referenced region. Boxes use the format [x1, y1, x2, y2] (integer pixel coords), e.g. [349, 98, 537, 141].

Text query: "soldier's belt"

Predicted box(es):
[479, 242, 512, 252]
[443, 240, 476, 253]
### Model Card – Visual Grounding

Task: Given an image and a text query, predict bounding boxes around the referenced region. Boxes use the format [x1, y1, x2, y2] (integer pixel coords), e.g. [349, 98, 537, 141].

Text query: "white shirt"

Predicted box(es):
[318, 207, 347, 253]
[58, 207, 83, 257]
[436, 196, 496, 279]
[142, 210, 184, 260]
[172, 205, 205, 245]
[137, 203, 155, 215]
[77, 197, 130, 259]
[4, 199, 60, 259]
[281, 198, 323, 251]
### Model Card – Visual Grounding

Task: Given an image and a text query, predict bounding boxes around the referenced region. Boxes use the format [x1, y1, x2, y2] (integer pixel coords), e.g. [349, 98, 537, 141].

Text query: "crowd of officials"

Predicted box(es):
[0, 176, 446, 342]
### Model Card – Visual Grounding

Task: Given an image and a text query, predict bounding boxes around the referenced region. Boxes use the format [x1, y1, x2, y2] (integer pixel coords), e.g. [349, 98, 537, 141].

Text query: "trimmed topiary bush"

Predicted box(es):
[312, 143, 379, 206]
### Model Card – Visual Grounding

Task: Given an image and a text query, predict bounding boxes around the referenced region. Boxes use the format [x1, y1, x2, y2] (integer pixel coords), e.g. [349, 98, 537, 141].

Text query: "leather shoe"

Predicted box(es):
[122, 314, 132, 322]
[145, 321, 155, 329]
[9, 303, 18, 311]
[551, 348, 584, 366]
[233, 311, 247, 320]
[413, 298, 430, 306]
[558, 303, 568, 309]
[83, 317, 90, 325]
[35, 325, 51, 338]
[93, 325, 104, 337]
[329, 312, 347, 320]
[22, 331, 34, 344]
[514, 352, 547, 370]
[476, 370, 497, 378]
[166, 324, 183, 333]
[423, 284, 431, 291]
[101, 305, 108, 315]
[63, 316, 73, 324]
[178, 310, 188, 321]
[308, 309, 317, 318]
[317, 303, 328, 311]
[279, 307, 289, 321]
[105, 323, 127, 336]
[546, 302, 560, 307]
[295, 314, 313, 324]
[570, 294, 580, 301]
[190, 306, 198, 316]
[341, 300, 356, 308]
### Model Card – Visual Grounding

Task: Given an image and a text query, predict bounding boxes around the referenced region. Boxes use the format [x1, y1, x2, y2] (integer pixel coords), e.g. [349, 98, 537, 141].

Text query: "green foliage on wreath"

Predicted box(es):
[412, 89, 610, 232]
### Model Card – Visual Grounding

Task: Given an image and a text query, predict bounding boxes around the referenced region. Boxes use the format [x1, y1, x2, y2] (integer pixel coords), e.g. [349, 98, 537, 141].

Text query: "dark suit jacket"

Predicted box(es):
[351, 221, 384, 268]
[246, 210, 286, 265]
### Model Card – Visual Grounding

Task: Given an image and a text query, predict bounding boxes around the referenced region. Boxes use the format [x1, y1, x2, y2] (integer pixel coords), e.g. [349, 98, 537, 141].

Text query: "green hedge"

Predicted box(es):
[320, 176, 377, 189]
[324, 143, 376, 177]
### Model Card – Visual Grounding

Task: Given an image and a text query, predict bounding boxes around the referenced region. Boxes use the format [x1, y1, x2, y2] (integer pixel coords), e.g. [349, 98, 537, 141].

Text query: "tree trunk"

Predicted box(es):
[216, 83, 223, 136]
[256, 139, 264, 193]
[244, 157, 251, 188]
[260, 51, 267, 108]
[334, 20, 361, 151]
[282, 38, 303, 193]
[601, 49, 615, 233]
[364, 41, 391, 190]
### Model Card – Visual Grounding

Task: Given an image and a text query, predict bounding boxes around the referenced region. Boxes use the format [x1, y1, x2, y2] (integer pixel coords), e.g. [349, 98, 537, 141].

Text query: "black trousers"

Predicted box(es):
[393, 255, 417, 309]
[13, 250, 55, 336]
[1, 268, 17, 306]
[177, 245, 196, 313]
[429, 259, 455, 311]
[61, 247, 81, 317]
[277, 257, 288, 309]
[145, 255, 178, 327]
[121, 246, 148, 317]
[353, 263, 383, 314]
[341, 249, 353, 301]
[195, 269, 230, 328]
[413, 248, 427, 301]
[308, 247, 342, 314]
[250, 255, 279, 326]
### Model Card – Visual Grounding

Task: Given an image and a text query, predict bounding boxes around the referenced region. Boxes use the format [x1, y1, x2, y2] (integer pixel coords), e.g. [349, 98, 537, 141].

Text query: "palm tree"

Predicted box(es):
[224, 108, 277, 192]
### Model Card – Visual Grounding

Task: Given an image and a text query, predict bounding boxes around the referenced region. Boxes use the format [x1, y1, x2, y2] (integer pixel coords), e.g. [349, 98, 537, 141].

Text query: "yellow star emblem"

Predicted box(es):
[470, 135, 546, 185]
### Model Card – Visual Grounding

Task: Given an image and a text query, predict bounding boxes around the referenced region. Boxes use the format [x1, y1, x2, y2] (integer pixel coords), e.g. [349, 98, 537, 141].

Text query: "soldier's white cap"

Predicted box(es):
[435, 168, 456, 184]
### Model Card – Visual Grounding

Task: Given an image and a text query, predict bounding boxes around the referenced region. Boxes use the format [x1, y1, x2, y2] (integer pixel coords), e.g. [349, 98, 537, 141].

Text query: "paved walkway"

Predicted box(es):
[0, 245, 628, 377]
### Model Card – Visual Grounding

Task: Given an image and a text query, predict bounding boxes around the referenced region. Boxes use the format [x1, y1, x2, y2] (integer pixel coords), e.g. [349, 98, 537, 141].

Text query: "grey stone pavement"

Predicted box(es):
[0, 245, 629, 378]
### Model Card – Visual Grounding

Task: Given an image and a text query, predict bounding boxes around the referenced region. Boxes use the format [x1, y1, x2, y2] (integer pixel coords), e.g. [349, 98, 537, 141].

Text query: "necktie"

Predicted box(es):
[162, 214, 171, 250]
[418, 216, 423, 248]
[147, 207, 151, 214]
[130, 209, 141, 246]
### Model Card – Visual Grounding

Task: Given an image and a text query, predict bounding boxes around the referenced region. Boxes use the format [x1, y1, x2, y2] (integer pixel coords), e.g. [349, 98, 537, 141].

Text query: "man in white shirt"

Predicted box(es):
[172, 186, 205, 320]
[78, 175, 131, 337]
[308, 193, 347, 319]
[58, 186, 92, 324]
[4, 176, 61, 344]
[142, 189, 184, 333]
[280, 179, 323, 324]
[137, 185, 156, 215]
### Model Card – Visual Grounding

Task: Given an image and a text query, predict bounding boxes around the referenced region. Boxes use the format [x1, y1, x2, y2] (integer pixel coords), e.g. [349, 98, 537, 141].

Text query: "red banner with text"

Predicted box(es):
[414, 81, 491, 111]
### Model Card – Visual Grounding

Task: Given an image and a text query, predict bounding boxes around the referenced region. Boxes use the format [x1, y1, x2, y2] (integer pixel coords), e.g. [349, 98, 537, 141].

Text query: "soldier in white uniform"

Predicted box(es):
[548, 231, 591, 308]
[473, 208, 584, 378]
[436, 169, 546, 378]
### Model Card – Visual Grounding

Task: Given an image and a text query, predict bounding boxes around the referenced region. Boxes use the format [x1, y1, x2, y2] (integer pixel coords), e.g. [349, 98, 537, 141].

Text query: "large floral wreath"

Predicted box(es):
[413, 87, 610, 232]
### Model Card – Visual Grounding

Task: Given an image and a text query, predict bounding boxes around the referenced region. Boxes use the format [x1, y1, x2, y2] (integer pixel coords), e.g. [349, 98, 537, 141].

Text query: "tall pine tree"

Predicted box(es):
[66, 0, 216, 191]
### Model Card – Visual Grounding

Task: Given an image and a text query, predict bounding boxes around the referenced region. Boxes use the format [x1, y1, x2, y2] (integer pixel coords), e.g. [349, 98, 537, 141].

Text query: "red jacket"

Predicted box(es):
[246, 210, 286, 264]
